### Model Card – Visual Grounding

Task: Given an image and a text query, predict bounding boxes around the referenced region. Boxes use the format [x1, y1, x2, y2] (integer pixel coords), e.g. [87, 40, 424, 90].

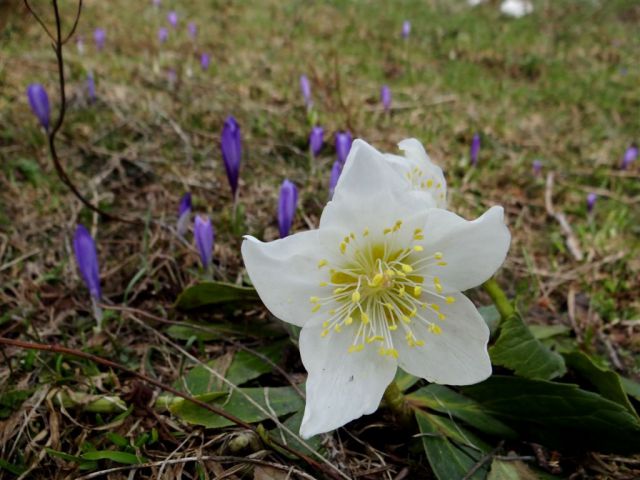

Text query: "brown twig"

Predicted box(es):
[544, 172, 583, 261]
[24, 0, 139, 225]
[0, 336, 340, 479]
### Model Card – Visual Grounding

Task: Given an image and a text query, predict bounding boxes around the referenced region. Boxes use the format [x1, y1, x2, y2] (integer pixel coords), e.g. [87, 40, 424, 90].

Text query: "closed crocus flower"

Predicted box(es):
[278, 179, 298, 238]
[532, 159, 542, 175]
[402, 20, 411, 39]
[87, 72, 96, 102]
[167, 11, 178, 27]
[621, 144, 638, 170]
[329, 160, 342, 198]
[177, 192, 192, 236]
[309, 126, 324, 157]
[200, 53, 211, 71]
[470, 133, 481, 166]
[94, 28, 106, 50]
[158, 27, 168, 43]
[381, 85, 391, 111]
[73, 224, 101, 300]
[26, 84, 50, 130]
[587, 193, 597, 212]
[194, 215, 214, 269]
[221, 116, 242, 198]
[335, 131, 352, 165]
[300, 74, 312, 107]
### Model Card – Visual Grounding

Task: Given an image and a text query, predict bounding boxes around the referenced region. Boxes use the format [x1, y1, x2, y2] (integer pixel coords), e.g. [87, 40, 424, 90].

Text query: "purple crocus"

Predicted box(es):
[335, 131, 352, 165]
[187, 22, 197, 39]
[470, 133, 481, 166]
[177, 192, 192, 236]
[402, 20, 411, 39]
[200, 53, 211, 71]
[221, 116, 242, 198]
[73, 224, 101, 300]
[278, 179, 298, 238]
[167, 11, 178, 28]
[621, 144, 638, 170]
[532, 159, 542, 175]
[158, 27, 168, 43]
[87, 72, 96, 102]
[381, 85, 391, 111]
[26, 84, 50, 130]
[309, 126, 324, 157]
[299, 74, 312, 107]
[329, 160, 342, 198]
[587, 193, 597, 212]
[94, 28, 106, 50]
[194, 215, 214, 269]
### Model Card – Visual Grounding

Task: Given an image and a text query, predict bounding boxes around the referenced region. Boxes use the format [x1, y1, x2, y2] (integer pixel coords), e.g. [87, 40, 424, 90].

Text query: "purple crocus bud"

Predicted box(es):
[532, 159, 542, 175]
[621, 144, 638, 170]
[188, 22, 197, 39]
[587, 193, 597, 212]
[299, 74, 312, 107]
[381, 85, 391, 111]
[402, 20, 411, 39]
[177, 192, 192, 236]
[309, 126, 324, 157]
[194, 215, 214, 269]
[73, 224, 101, 300]
[167, 11, 178, 28]
[221, 116, 242, 198]
[200, 53, 211, 71]
[278, 179, 298, 238]
[158, 27, 168, 43]
[329, 160, 342, 198]
[335, 131, 352, 165]
[26, 84, 50, 130]
[87, 72, 96, 102]
[470, 133, 481, 166]
[94, 28, 106, 50]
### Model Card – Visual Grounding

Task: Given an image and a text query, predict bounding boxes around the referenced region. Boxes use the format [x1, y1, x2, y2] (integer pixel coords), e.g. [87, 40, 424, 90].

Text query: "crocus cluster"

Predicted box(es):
[242, 137, 510, 438]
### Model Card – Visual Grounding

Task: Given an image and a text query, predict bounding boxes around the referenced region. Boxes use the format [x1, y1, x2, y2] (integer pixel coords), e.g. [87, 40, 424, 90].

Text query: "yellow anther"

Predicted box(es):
[378, 347, 386, 356]
[436, 182, 442, 189]
[415, 340, 425, 346]
[429, 324, 442, 335]
[401, 264, 413, 273]
[370, 273, 384, 287]
[437, 261, 448, 266]
[310, 296, 320, 303]
[329, 309, 336, 315]
[401, 315, 411, 324]
[383, 228, 392, 235]
[445, 296, 455, 304]
[414, 286, 422, 297]
[319, 281, 328, 287]
[387, 349, 399, 359]
[426, 179, 434, 188]
[340, 242, 347, 254]
[431, 303, 440, 311]
[389, 324, 398, 331]
[351, 290, 361, 303]
[333, 287, 346, 294]
[322, 321, 330, 328]
[321, 329, 329, 337]
[398, 285, 405, 297]
[348, 345, 358, 353]
[409, 307, 418, 318]
[384, 302, 394, 309]
[413, 245, 424, 252]
[356, 344, 364, 352]
[367, 335, 384, 343]
[345, 316, 353, 325]
[438, 313, 446, 321]
[385, 269, 395, 277]
[435, 284, 443, 293]
[311, 304, 321, 313]
[363, 228, 369, 237]
[343, 236, 350, 243]
[334, 324, 342, 333]
[434, 252, 443, 260]
[393, 220, 402, 231]
[317, 259, 328, 268]
[350, 232, 355, 240]
[361, 312, 370, 324]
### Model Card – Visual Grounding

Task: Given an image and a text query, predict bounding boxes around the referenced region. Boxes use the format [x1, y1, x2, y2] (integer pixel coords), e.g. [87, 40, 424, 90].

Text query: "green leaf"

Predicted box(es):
[395, 369, 420, 392]
[407, 385, 516, 438]
[176, 282, 259, 310]
[463, 376, 640, 454]
[0, 458, 26, 475]
[170, 386, 304, 428]
[81, 450, 145, 465]
[621, 377, 640, 402]
[563, 351, 637, 417]
[529, 324, 571, 340]
[478, 304, 500, 337]
[489, 312, 566, 380]
[487, 458, 541, 480]
[270, 409, 324, 457]
[415, 410, 490, 480]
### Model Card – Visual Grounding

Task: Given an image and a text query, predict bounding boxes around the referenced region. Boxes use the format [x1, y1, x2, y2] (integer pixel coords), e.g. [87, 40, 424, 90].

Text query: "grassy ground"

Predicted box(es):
[1, 0, 639, 478]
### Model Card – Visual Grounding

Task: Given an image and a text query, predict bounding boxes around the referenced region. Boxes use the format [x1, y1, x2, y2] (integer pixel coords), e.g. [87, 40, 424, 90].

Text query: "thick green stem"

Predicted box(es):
[482, 277, 515, 321]
[383, 380, 413, 428]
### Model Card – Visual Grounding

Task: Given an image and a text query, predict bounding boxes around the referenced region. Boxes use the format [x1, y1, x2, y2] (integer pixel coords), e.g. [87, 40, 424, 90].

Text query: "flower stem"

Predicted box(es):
[383, 380, 413, 428]
[482, 277, 515, 320]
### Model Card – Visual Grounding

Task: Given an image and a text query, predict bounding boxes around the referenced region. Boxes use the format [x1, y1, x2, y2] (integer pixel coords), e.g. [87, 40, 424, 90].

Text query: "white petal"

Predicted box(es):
[299, 321, 397, 438]
[241, 232, 327, 327]
[394, 293, 491, 385]
[421, 206, 510, 292]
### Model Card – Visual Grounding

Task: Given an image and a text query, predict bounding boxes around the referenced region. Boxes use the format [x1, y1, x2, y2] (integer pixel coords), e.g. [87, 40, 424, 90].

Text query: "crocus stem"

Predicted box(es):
[482, 277, 515, 320]
[382, 380, 413, 428]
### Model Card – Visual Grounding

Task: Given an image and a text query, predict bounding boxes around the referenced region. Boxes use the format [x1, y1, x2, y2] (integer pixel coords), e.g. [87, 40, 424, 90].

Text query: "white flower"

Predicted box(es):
[500, 0, 533, 17]
[241, 139, 510, 438]
[383, 138, 447, 209]
[467, 0, 487, 6]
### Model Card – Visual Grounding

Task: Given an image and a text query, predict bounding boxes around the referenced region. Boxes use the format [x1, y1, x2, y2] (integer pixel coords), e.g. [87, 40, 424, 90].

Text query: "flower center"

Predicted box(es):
[311, 220, 455, 357]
